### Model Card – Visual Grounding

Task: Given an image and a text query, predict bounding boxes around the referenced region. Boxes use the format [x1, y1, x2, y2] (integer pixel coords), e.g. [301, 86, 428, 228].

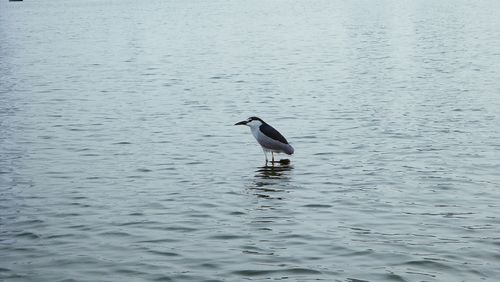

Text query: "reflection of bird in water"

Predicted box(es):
[235, 117, 294, 165]
[255, 164, 293, 179]
[249, 164, 294, 199]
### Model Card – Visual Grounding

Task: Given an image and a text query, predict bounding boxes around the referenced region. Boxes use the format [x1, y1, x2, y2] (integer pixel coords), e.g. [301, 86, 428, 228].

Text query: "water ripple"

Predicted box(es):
[1, 0, 500, 281]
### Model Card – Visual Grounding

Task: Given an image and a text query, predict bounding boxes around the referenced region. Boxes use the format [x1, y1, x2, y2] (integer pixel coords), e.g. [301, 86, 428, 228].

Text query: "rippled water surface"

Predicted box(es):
[1, 0, 500, 281]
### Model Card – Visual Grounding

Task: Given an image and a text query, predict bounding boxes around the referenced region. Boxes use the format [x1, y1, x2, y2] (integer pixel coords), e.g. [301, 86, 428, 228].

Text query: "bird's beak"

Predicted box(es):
[234, 120, 247, 126]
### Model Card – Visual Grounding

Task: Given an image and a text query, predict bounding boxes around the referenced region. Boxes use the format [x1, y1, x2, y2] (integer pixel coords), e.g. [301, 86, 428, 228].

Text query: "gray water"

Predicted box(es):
[1, 0, 500, 281]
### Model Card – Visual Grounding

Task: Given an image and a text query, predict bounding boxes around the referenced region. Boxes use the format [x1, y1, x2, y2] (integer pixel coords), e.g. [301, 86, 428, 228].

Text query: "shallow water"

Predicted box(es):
[1, 0, 500, 281]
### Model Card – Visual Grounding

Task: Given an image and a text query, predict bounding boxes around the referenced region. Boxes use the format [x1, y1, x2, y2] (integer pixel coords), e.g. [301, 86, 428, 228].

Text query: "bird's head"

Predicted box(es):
[234, 116, 264, 128]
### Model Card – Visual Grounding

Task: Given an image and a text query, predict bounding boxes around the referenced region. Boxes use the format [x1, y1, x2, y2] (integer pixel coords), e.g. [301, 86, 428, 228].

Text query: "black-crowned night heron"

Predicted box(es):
[235, 116, 294, 164]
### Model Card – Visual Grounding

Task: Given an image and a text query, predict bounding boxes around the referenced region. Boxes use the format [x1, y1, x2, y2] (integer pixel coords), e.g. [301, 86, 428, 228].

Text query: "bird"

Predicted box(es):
[235, 116, 294, 164]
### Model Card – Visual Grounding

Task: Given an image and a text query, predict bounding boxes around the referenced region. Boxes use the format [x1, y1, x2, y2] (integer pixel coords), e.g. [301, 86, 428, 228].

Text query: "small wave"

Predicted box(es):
[137, 168, 152, 172]
[15, 232, 40, 239]
[398, 259, 457, 271]
[98, 231, 131, 237]
[302, 204, 333, 208]
[113, 141, 132, 145]
[233, 268, 321, 276]
[148, 250, 180, 257]
[208, 234, 245, 240]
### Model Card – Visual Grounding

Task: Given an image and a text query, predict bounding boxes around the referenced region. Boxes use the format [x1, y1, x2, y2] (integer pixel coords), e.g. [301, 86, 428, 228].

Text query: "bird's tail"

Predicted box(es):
[284, 144, 294, 155]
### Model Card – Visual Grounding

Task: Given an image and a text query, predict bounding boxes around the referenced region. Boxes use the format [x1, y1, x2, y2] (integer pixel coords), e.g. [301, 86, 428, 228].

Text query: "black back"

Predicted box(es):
[248, 117, 289, 144]
[259, 122, 289, 144]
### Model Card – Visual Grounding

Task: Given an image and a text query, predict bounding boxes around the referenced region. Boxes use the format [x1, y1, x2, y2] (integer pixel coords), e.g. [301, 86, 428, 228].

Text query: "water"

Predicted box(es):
[1, 0, 500, 281]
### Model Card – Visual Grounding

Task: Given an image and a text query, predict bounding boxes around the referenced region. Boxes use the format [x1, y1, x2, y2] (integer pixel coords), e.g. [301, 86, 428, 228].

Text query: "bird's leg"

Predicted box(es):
[272, 152, 275, 163]
[263, 149, 268, 165]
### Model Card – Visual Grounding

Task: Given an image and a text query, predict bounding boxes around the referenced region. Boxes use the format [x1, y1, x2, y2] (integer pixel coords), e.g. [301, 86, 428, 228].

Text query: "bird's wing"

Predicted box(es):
[259, 123, 289, 144]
